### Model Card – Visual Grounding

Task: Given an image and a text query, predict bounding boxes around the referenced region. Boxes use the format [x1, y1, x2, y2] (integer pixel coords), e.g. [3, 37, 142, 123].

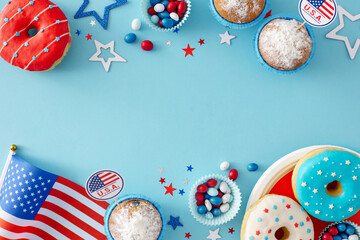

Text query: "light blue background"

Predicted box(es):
[1, 0, 360, 238]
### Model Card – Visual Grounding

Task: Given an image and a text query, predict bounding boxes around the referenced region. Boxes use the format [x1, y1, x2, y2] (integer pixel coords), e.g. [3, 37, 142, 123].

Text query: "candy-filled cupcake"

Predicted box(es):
[255, 15, 316, 73]
[320, 222, 360, 240]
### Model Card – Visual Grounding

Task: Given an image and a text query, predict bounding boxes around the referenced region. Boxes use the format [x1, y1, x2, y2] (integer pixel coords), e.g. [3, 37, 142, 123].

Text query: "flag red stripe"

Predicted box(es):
[56, 176, 109, 209]
[324, 0, 334, 10]
[318, 8, 330, 19]
[35, 214, 81, 240]
[104, 177, 120, 186]
[49, 188, 105, 225]
[101, 174, 117, 183]
[41, 201, 106, 240]
[98, 172, 112, 179]
[0, 217, 56, 240]
[321, 4, 333, 16]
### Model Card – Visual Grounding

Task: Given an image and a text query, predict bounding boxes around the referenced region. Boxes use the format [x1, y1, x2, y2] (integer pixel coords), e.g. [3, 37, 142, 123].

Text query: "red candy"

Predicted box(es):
[322, 233, 333, 240]
[328, 226, 339, 236]
[178, 12, 184, 18]
[195, 192, 204, 202]
[206, 179, 218, 187]
[229, 169, 238, 181]
[212, 204, 221, 208]
[147, 6, 157, 15]
[141, 40, 153, 51]
[217, 191, 224, 198]
[177, 1, 187, 13]
[197, 184, 208, 193]
[167, 2, 177, 12]
[158, 20, 164, 27]
[196, 200, 205, 206]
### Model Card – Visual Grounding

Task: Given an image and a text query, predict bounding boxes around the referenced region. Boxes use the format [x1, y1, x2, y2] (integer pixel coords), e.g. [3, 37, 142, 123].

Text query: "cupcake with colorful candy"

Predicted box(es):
[141, 0, 191, 32]
[320, 222, 359, 240]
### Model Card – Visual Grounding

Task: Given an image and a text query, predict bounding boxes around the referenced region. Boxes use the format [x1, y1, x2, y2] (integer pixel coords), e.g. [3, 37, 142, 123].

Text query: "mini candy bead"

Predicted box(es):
[195, 192, 204, 202]
[217, 191, 224, 198]
[337, 223, 347, 232]
[340, 233, 349, 239]
[124, 33, 136, 43]
[158, 11, 170, 19]
[177, 1, 187, 13]
[150, 0, 160, 6]
[219, 182, 230, 193]
[141, 40, 153, 51]
[197, 184, 208, 193]
[212, 208, 221, 217]
[212, 204, 221, 208]
[222, 193, 231, 203]
[131, 18, 141, 30]
[209, 196, 222, 206]
[206, 179, 217, 187]
[161, 18, 173, 28]
[228, 194, 234, 203]
[332, 236, 342, 240]
[247, 163, 259, 172]
[220, 203, 230, 213]
[349, 235, 359, 240]
[228, 169, 238, 181]
[167, 1, 176, 12]
[204, 193, 211, 199]
[205, 212, 214, 219]
[161, 0, 169, 8]
[205, 199, 212, 211]
[328, 226, 339, 236]
[151, 15, 160, 24]
[220, 161, 230, 171]
[170, 12, 179, 21]
[196, 200, 204, 206]
[197, 205, 207, 214]
[154, 3, 165, 12]
[158, 20, 164, 27]
[147, 6, 157, 15]
[207, 188, 218, 197]
[346, 225, 355, 235]
[322, 233, 333, 240]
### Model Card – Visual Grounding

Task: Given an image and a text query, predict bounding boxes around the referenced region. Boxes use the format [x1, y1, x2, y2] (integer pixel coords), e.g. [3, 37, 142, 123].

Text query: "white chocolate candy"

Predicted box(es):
[220, 203, 230, 213]
[220, 161, 230, 171]
[205, 200, 212, 211]
[219, 182, 230, 194]
[131, 18, 141, 30]
[154, 3, 165, 12]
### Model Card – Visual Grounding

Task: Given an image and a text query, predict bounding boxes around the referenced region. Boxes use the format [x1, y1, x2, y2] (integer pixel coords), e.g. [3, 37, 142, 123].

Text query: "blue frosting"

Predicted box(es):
[296, 150, 360, 222]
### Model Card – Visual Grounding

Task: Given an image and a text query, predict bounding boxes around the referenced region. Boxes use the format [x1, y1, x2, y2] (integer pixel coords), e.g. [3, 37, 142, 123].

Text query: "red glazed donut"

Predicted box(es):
[0, 0, 71, 71]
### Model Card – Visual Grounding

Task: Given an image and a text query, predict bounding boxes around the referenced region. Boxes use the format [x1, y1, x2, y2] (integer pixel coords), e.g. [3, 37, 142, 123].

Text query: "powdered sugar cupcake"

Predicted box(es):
[209, 0, 270, 29]
[255, 15, 316, 74]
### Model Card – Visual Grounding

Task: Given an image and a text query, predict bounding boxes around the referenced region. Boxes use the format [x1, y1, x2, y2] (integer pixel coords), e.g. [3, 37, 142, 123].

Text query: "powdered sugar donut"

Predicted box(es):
[0, 0, 71, 71]
[241, 194, 314, 240]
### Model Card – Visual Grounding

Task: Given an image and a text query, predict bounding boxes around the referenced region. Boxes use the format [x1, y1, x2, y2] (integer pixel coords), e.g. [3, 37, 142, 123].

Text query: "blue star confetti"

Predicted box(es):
[173, 27, 179, 33]
[187, 165, 193, 172]
[179, 189, 185, 195]
[75, 29, 82, 36]
[74, 0, 127, 30]
[167, 216, 183, 230]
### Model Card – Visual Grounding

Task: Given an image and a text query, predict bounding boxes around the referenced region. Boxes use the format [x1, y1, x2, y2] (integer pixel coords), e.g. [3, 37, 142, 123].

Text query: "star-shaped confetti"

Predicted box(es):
[166, 40, 172, 46]
[219, 31, 235, 45]
[167, 216, 183, 230]
[159, 177, 166, 184]
[187, 165, 193, 172]
[159, 168, 164, 174]
[90, 20, 96, 26]
[228, 228, 235, 234]
[182, 44, 195, 57]
[164, 183, 177, 196]
[264, 10, 272, 18]
[86, 34, 92, 40]
[74, 0, 127, 29]
[183, 178, 189, 184]
[173, 27, 179, 33]
[75, 29, 82, 36]
[179, 189, 185, 195]
[198, 39, 205, 45]
[89, 40, 127, 72]
[207, 228, 221, 240]
[185, 232, 192, 238]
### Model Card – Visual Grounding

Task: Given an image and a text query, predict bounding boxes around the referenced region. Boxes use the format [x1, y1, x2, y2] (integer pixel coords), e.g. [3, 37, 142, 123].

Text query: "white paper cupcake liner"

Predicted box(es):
[104, 194, 167, 240]
[318, 221, 360, 240]
[254, 14, 316, 74]
[208, 0, 271, 29]
[141, 0, 191, 32]
[188, 174, 242, 226]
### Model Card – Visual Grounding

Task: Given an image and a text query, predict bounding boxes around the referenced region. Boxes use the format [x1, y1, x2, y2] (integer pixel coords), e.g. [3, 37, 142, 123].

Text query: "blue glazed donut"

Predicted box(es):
[292, 148, 360, 222]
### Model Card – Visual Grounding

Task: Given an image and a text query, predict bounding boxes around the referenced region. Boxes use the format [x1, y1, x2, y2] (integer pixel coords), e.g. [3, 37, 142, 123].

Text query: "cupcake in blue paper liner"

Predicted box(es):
[319, 221, 360, 240]
[189, 174, 241, 226]
[254, 14, 316, 74]
[209, 0, 271, 29]
[104, 194, 166, 240]
[141, 0, 191, 32]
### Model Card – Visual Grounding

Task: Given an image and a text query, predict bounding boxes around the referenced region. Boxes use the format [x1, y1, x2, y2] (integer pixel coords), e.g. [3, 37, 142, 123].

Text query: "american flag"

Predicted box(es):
[307, 0, 335, 19]
[0, 154, 109, 240]
[88, 171, 120, 193]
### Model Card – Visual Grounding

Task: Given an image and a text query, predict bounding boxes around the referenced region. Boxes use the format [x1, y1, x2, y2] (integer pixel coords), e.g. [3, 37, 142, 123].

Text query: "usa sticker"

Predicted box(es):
[299, 0, 337, 27]
[85, 170, 125, 201]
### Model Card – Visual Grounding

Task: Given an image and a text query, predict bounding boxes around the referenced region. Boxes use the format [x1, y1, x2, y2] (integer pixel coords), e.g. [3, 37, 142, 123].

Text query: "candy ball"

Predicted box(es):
[196, 200, 204, 206]
[222, 193, 231, 203]
[337, 223, 347, 232]
[205, 199, 212, 211]
[349, 235, 359, 240]
[150, 0, 160, 6]
[154, 3, 165, 12]
[141, 40, 153, 51]
[124, 33, 136, 43]
[170, 12, 179, 21]
[204, 193, 211, 200]
[247, 163, 259, 172]
[228, 194, 234, 203]
[209, 196, 222, 206]
[207, 188, 218, 197]
[220, 203, 230, 213]
[322, 233, 333, 240]
[332, 236, 342, 240]
[217, 191, 224, 198]
[220, 161, 230, 171]
[212, 208, 221, 217]
[197, 205, 207, 214]
[161, 0, 169, 8]
[131, 18, 141, 30]
[195, 192, 204, 202]
[328, 226, 339, 236]
[212, 204, 221, 208]
[167, 1, 176, 12]
[158, 20, 164, 27]
[151, 15, 160, 24]
[158, 10, 170, 19]
[148, 6, 157, 15]
[206, 179, 218, 187]
[339, 233, 348, 239]
[346, 225, 355, 235]
[177, 1, 187, 13]
[219, 181, 230, 193]
[228, 169, 238, 181]
[161, 18, 174, 28]
[197, 184, 208, 193]
[205, 212, 214, 219]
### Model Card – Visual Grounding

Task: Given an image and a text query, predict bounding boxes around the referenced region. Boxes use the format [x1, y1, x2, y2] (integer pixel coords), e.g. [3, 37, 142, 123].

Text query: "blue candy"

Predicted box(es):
[345, 225, 355, 235]
[197, 205, 207, 214]
[150, 15, 159, 24]
[204, 193, 211, 199]
[333, 235, 342, 240]
[247, 163, 259, 172]
[337, 223, 347, 232]
[207, 188, 218, 197]
[124, 33, 136, 43]
[161, 18, 174, 28]
[161, 0, 169, 7]
[209, 196, 222, 206]
[150, 0, 160, 6]
[158, 11, 170, 19]
[340, 233, 349, 239]
[205, 212, 213, 219]
[212, 208, 221, 217]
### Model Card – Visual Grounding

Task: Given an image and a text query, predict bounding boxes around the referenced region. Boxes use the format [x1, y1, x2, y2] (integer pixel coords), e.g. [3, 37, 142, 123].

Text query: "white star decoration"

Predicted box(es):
[89, 40, 127, 72]
[331, 172, 336, 177]
[324, 157, 329, 162]
[315, 210, 320, 215]
[326, 6, 360, 59]
[353, 176, 358, 180]
[219, 31, 235, 45]
[301, 182, 307, 187]
[313, 189, 318, 194]
[207, 228, 222, 240]
[346, 160, 351, 165]
[158, 168, 164, 174]
[305, 202, 310, 206]
[329, 204, 334, 209]
[317, 170, 323, 175]
[183, 178, 189, 184]
[349, 207, 354, 212]
[90, 20, 96, 27]
[166, 40, 172, 46]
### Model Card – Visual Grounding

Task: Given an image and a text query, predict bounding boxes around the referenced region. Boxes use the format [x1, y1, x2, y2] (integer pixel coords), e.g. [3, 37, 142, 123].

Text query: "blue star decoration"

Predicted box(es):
[173, 27, 179, 33]
[74, 0, 127, 30]
[75, 29, 81, 36]
[179, 189, 185, 195]
[187, 165, 193, 172]
[167, 216, 183, 230]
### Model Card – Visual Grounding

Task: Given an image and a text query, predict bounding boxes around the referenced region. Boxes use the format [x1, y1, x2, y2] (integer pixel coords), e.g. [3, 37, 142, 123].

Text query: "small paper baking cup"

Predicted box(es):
[208, 0, 271, 29]
[254, 14, 316, 74]
[318, 221, 360, 240]
[189, 174, 241, 226]
[104, 194, 167, 240]
[141, 0, 191, 32]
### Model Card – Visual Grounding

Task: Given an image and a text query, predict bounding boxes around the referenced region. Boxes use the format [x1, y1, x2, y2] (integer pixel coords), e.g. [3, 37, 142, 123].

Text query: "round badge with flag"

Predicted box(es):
[299, 0, 337, 27]
[85, 170, 125, 201]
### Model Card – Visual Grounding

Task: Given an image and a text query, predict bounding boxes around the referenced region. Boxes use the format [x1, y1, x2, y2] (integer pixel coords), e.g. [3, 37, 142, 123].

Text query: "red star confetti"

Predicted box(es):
[182, 44, 195, 57]
[228, 228, 235, 234]
[86, 34, 92, 40]
[198, 39, 205, 45]
[286, 204, 291, 209]
[164, 183, 177, 196]
[264, 10, 272, 18]
[159, 177, 166, 184]
[185, 232, 191, 239]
